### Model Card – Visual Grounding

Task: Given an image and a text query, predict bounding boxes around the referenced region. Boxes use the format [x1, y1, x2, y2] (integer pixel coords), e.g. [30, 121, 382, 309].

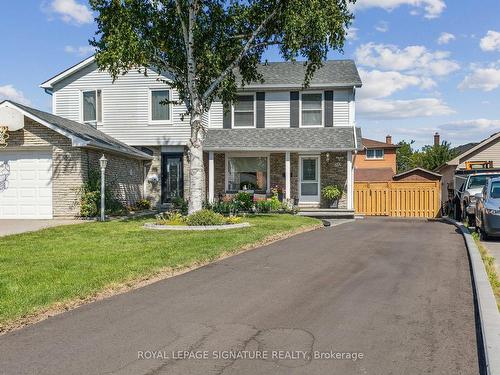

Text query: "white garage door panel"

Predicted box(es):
[0, 150, 53, 219]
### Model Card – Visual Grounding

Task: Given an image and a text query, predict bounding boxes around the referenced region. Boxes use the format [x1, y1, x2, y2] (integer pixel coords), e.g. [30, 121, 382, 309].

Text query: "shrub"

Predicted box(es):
[205, 201, 239, 215]
[79, 169, 124, 217]
[255, 199, 272, 213]
[185, 209, 226, 226]
[321, 185, 343, 201]
[171, 196, 188, 215]
[155, 211, 186, 225]
[234, 192, 253, 211]
[135, 199, 151, 210]
[269, 195, 282, 211]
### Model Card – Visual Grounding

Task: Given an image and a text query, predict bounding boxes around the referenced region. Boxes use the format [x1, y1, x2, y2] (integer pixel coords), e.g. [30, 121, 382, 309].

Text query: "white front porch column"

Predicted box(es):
[285, 151, 291, 200]
[208, 151, 215, 203]
[347, 151, 353, 210]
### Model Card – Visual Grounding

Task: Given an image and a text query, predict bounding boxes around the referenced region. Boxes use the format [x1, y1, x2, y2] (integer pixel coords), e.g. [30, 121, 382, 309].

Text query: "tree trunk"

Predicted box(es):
[188, 109, 205, 214]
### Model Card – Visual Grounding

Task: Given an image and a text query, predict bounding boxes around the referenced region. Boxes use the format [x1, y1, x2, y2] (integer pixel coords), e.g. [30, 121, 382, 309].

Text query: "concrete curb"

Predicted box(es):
[144, 222, 251, 231]
[444, 218, 500, 375]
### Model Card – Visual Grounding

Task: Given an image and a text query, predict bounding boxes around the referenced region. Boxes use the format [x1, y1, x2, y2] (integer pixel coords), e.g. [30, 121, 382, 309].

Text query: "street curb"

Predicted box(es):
[444, 218, 500, 375]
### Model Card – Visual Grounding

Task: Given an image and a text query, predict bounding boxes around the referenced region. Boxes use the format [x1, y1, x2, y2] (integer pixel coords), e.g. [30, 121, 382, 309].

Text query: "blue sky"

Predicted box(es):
[1, 0, 500, 148]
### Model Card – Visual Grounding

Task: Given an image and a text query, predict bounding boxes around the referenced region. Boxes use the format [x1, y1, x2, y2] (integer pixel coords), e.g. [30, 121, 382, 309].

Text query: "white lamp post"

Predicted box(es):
[99, 155, 108, 221]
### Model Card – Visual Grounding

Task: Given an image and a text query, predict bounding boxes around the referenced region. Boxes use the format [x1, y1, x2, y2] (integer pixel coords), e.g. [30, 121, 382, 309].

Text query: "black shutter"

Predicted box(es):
[222, 101, 232, 129]
[324, 90, 333, 127]
[290, 91, 299, 128]
[256, 92, 265, 128]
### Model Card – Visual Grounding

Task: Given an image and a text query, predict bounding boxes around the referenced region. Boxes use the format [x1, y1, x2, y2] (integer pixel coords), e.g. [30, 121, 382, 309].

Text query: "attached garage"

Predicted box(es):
[0, 100, 153, 219]
[0, 149, 53, 219]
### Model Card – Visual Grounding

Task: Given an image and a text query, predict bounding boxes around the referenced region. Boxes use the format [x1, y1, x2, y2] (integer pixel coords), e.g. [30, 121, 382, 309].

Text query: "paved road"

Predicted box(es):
[0, 218, 481, 374]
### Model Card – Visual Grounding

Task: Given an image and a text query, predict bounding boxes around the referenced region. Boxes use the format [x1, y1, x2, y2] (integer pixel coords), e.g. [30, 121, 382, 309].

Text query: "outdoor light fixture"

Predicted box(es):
[99, 155, 108, 221]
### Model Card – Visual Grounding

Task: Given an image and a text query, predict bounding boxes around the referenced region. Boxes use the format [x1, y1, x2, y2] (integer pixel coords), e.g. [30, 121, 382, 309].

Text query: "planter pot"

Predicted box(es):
[329, 199, 339, 209]
[278, 192, 284, 202]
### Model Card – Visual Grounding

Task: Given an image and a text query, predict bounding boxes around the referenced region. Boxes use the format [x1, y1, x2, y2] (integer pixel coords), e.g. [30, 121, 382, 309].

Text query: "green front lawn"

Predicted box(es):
[0, 214, 320, 328]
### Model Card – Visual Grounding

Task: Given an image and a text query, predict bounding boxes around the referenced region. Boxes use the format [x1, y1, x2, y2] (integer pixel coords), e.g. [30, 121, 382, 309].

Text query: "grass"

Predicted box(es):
[0, 214, 320, 329]
[471, 231, 500, 311]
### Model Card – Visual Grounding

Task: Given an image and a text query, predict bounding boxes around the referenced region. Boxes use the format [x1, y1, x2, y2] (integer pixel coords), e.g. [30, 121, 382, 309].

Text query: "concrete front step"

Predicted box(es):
[297, 209, 355, 219]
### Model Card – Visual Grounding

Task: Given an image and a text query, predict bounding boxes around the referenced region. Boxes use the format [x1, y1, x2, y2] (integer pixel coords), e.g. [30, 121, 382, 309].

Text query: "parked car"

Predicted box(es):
[475, 177, 500, 240]
[455, 172, 500, 225]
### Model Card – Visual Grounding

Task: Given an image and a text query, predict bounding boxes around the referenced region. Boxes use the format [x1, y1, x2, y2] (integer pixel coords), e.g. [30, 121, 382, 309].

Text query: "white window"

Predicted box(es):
[301, 92, 323, 127]
[366, 149, 384, 159]
[227, 156, 268, 192]
[82, 89, 102, 125]
[233, 94, 255, 128]
[149, 89, 172, 123]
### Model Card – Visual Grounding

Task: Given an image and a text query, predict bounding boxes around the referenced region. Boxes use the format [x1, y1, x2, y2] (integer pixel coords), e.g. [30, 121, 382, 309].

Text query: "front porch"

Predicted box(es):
[204, 151, 354, 210]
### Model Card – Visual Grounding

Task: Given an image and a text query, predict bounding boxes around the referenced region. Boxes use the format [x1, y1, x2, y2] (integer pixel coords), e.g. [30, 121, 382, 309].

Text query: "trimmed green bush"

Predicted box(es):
[185, 209, 227, 226]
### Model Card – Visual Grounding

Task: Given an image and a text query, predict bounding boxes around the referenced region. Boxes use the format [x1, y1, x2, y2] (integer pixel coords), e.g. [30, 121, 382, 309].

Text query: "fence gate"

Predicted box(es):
[354, 181, 441, 218]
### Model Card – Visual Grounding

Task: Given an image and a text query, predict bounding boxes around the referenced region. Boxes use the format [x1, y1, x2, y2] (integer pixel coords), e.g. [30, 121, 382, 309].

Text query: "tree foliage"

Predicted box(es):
[397, 139, 458, 173]
[88, 0, 356, 212]
[89, 0, 355, 112]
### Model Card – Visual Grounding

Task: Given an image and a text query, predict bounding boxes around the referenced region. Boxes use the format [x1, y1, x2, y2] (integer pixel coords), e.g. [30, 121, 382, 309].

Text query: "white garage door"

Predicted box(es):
[0, 149, 53, 219]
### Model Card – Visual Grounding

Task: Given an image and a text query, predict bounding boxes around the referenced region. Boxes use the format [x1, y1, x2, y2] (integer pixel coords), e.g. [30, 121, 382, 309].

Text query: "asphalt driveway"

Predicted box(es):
[0, 218, 481, 374]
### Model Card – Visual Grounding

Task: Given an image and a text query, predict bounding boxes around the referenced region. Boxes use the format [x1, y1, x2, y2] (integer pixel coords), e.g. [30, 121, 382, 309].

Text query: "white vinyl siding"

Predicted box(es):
[53, 62, 190, 146]
[333, 89, 350, 127]
[265, 91, 290, 128]
[208, 101, 224, 128]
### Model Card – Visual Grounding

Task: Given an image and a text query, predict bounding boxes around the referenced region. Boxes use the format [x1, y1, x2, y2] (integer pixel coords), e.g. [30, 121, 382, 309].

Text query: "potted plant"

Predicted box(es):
[321, 185, 343, 208]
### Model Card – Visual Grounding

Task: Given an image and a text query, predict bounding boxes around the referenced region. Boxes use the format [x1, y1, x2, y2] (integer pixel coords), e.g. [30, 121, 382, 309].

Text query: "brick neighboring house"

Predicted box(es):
[0, 101, 152, 218]
[354, 136, 399, 182]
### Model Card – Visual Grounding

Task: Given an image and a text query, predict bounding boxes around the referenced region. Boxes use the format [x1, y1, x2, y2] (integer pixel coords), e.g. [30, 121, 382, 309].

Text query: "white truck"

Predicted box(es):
[455, 171, 500, 225]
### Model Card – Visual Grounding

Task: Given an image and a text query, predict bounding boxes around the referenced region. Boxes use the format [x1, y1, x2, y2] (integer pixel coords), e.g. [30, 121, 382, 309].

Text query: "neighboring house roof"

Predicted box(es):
[355, 168, 394, 182]
[361, 137, 399, 149]
[204, 127, 363, 152]
[40, 56, 362, 90]
[393, 167, 442, 179]
[0, 100, 153, 160]
[439, 132, 500, 169]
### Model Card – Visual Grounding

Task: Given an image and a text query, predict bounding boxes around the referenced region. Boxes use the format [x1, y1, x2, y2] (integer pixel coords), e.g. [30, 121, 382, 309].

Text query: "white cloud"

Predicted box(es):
[357, 98, 454, 119]
[480, 30, 500, 52]
[0, 85, 31, 105]
[355, 42, 460, 76]
[346, 27, 359, 41]
[65, 45, 95, 57]
[439, 119, 500, 132]
[355, 0, 446, 19]
[375, 21, 389, 33]
[437, 32, 455, 45]
[357, 69, 436, 99]
[44, 0, 93, 25]
[459, 64, 500, 91]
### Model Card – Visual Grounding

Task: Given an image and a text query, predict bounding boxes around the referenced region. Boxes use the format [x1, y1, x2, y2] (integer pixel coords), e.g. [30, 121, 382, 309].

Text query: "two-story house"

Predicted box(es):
[0, 57, 362, 219]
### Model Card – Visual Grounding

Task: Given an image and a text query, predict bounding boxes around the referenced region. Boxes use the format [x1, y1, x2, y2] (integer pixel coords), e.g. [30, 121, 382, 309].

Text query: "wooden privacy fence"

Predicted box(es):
[354, 181, 441, 218]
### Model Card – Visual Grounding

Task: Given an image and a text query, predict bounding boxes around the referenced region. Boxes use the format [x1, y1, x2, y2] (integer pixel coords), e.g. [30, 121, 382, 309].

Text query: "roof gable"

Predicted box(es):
[0, 100, 152, 160]
[41, 57, 362, 90]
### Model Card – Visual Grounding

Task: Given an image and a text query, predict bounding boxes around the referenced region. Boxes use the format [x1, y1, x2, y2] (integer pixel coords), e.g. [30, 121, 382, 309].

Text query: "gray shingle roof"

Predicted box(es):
[204, 127, 363, 151]
[236, 60, 362, 88]
[3, 101, 152, 160]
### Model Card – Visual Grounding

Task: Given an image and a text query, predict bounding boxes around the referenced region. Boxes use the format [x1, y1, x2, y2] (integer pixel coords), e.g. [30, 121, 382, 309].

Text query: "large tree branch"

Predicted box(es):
[201, 2, 283, 101]
[175, 0, 189, 50]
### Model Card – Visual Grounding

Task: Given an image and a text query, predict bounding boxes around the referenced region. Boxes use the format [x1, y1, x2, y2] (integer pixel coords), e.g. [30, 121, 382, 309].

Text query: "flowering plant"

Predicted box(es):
[271, 184, 283, 196]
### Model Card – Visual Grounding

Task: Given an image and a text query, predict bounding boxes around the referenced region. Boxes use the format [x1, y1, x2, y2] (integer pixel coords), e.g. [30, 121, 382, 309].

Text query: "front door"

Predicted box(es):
[299, 155, 320, 205]
[161, 153, 184, 204]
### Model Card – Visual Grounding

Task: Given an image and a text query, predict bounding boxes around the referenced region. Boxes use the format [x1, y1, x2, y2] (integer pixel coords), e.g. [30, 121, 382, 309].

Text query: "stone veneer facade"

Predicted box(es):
[4, 117, 145, 217]
[203, 151, 348, 208]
